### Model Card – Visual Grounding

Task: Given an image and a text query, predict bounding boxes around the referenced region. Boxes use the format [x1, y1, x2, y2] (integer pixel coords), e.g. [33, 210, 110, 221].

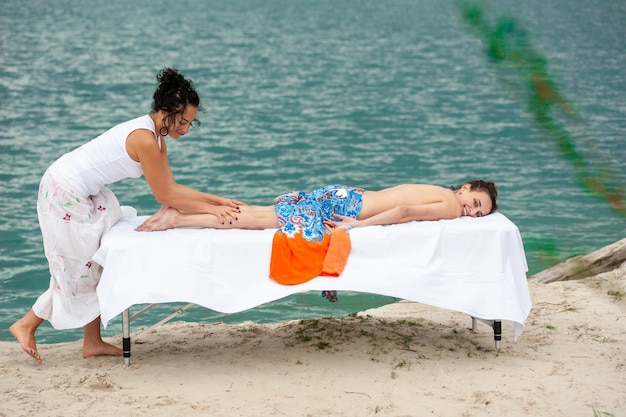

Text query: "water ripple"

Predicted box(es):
[1, 0, 624, 343]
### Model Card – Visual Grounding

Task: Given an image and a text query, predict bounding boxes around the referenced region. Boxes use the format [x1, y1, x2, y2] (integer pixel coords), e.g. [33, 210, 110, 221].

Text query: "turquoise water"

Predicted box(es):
[1, 0, 624, 344]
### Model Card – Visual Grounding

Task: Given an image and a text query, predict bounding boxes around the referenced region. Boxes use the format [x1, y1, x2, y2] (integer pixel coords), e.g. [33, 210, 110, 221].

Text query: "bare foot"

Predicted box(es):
[10, 319, 42, 363]
[135, 204, 170, 231]
[81, 316, 122, 359]
[136, 206, 180, 231]
[82, 339, 123, 359]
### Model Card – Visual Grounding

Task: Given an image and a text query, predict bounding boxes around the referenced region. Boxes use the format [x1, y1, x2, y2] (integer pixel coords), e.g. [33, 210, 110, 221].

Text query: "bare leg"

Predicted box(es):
[133, 204, 170, 231]
[145, 204, 170, 223]
[82, 316, 122, 359]
[10, 309, 44, 363]
[137, 205, 279, 232]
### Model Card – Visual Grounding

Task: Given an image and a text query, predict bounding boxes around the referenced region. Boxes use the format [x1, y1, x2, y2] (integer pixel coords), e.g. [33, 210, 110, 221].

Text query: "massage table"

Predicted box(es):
[94, 210, 531, 365]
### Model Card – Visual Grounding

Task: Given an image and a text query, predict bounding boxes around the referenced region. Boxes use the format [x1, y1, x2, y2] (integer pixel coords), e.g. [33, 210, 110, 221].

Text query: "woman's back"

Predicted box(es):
[359, 184, 457, 219]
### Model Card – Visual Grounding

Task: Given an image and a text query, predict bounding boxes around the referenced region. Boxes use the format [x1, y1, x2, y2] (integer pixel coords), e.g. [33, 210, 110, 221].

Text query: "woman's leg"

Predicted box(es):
[10, 309, 44, 363]
[82, 316, 122, 358]
[11, 311, 122, 361]
[137, 205, 280, 231]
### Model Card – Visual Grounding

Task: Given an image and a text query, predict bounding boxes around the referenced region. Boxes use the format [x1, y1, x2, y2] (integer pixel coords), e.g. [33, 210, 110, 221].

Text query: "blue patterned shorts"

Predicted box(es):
[274, 184, 364, 241]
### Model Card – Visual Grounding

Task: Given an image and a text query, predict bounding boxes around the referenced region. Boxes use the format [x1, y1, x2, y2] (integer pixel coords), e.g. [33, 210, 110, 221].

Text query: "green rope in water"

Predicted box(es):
[458, 1, 625, 218]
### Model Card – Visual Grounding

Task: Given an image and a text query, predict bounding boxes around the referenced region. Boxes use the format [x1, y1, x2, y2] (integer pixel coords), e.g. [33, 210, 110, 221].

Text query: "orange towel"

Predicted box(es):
[270, 228, 352, 285]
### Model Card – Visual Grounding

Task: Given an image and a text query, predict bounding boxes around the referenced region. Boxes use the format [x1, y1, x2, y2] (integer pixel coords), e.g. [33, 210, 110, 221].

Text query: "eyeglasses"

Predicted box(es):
[177, 117, 199, 129]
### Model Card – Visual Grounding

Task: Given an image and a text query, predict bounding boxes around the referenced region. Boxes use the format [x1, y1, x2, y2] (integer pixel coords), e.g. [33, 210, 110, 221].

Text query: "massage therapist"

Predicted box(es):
[10, 68, 245, 363]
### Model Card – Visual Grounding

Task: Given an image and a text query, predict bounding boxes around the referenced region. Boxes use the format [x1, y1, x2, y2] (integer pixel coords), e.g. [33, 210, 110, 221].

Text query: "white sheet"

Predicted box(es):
[94, 211, 531, 339]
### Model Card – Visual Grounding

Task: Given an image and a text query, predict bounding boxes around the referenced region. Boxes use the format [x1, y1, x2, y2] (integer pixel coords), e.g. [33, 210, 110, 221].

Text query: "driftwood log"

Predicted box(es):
[528, 238, 626, 283]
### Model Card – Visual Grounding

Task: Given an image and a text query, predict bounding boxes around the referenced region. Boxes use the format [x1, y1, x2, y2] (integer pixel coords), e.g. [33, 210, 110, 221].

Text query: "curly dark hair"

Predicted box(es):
[452, 180, 498, 213]
[151, 67, 201, 134]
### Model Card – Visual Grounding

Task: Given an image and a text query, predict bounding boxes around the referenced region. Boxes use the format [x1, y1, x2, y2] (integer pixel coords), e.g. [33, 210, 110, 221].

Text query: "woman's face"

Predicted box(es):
[457, 184, 493, 218]
[168, 106, 198, 139]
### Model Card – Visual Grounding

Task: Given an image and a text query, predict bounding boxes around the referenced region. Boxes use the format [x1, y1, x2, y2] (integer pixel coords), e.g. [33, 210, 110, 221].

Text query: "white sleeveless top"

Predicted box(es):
[49, 115, 158, 196]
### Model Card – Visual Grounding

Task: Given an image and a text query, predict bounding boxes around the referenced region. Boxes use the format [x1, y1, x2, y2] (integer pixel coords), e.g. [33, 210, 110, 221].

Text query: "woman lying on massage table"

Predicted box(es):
[136, 180, 497, 232]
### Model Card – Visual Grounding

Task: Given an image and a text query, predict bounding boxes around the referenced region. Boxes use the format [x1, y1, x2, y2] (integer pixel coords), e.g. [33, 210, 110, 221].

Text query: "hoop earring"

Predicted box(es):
[160, 120, 169, 137]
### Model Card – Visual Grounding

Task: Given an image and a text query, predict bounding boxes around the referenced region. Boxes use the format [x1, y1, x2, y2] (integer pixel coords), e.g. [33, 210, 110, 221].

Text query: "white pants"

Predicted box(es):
[32, 170, 121, 329]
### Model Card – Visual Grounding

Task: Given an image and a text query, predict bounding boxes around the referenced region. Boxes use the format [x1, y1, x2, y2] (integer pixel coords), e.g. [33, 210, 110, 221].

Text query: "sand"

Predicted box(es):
[1, 266, 624, 417]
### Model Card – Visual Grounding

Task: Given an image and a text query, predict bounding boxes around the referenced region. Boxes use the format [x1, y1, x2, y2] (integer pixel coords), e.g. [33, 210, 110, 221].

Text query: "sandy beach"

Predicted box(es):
[1, 265, 624, 417]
